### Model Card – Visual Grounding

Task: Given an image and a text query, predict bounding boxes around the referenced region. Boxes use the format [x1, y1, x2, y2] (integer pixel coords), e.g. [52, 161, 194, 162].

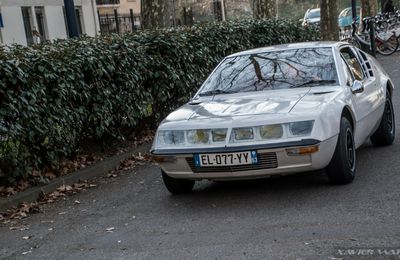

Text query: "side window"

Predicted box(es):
[357, 50, 374, 77]
[340, 55, 354, 86]
[340, 47, 365, 81]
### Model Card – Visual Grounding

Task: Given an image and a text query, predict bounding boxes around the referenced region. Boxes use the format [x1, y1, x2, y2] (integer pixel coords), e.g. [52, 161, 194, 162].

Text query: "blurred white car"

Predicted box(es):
[152, 42, 395, 194]
[301, 8, 320, 27]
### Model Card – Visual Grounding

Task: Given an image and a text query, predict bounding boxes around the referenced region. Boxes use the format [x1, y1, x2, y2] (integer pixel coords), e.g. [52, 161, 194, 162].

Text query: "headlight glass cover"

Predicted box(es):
[156, 121, 314, 148]
[234, 128, 254, 140]
[157, 129, 228, 147]
[260, 124, 283, 139]
[212, 129, 227, 142]
[187, 129, 210, 144]
[159, 130, 185, 145]
[289, 120, 315, 136]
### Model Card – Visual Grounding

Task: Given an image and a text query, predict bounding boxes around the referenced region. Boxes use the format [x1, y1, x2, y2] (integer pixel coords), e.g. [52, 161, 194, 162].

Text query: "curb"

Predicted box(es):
[0, 143, 152, 212]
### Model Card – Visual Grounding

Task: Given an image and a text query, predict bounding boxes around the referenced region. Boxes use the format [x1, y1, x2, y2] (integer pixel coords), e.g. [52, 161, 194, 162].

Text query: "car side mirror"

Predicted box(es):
[351, 80, 364, 94]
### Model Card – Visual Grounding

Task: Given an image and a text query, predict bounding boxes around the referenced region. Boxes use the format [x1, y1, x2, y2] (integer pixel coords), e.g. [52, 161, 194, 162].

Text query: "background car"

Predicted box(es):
[301, 8, 321, 27]
[339, 6, 361, 29]
[152, 42, 395, 194]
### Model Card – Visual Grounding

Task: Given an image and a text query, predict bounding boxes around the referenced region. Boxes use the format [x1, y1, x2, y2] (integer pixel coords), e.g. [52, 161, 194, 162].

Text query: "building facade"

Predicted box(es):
[96, 0, 140, 15]
[96, 0, 141, 34]
[0, 0, 100, 46]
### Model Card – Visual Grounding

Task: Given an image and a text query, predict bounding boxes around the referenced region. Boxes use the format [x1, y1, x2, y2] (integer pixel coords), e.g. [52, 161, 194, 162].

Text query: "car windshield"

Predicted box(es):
[306, 10, 320, 19]
[199, 47, 338, 95]
[339, 9, 350, 17]
[339, 7, 360, 18]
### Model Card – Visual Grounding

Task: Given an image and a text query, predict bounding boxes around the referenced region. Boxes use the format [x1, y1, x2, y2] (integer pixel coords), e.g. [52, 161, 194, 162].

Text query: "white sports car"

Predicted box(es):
[151, 42, 395, 194]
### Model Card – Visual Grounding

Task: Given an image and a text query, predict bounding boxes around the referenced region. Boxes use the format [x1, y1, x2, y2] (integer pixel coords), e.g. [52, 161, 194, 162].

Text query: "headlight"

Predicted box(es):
[289, 121, 314, 136]
[234, 128, 254, 140]
[187, 129, 210, 144]
[260, 124, 283, 139]
[212, 129, 227, 142]
[158, 130, 185, 145]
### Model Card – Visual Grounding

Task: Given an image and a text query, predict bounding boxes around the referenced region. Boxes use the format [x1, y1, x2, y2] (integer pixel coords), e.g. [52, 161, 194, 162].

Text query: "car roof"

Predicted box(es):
[227, 41, 346, 58]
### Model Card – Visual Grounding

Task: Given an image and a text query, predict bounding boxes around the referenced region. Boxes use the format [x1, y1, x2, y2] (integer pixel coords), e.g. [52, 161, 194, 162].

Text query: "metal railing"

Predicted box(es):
[98, 9, 141, 34]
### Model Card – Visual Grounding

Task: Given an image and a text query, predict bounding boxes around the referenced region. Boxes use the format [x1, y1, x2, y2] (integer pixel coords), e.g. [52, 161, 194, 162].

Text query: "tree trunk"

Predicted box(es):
[381, 0, 395, 12]
[361, 0, 378, 17]
[142, 0, 175, 29]
[251, 0, 276, 19]
[320, 0, 339, 41]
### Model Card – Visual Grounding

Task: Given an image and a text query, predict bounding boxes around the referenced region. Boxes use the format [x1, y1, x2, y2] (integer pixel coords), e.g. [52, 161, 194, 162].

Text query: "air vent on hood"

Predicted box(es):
[311, 91, 334, 95]
[189, 100, 202, 105]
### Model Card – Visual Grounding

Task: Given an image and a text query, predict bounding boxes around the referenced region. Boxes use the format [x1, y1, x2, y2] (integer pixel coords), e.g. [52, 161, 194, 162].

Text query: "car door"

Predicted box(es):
[339, 47, 383, 145]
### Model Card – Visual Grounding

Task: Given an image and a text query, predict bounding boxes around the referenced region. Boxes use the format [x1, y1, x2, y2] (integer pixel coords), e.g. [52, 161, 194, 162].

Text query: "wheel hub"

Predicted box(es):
[346, 128, 355, 171]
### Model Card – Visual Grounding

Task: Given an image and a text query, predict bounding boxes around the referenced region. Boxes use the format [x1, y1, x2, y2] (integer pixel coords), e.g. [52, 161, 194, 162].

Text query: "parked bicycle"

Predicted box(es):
[344, 14, 399, 56]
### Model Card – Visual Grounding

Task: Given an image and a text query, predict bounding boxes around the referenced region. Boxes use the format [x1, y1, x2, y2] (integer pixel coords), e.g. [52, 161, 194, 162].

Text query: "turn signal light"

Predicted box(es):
[286, 145, 319, 156]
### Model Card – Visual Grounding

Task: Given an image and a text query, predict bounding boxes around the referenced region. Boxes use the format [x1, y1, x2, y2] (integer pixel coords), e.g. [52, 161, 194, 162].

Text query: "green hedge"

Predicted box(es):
[0, 19, 319, 182]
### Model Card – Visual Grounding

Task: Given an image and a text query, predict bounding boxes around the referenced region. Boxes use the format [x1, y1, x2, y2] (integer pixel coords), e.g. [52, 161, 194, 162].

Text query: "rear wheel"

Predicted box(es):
[376, 34, 399, 56]
[326, 117, 356, 184]
[161, 170, 195, 194]
[370, 97, 395, 146]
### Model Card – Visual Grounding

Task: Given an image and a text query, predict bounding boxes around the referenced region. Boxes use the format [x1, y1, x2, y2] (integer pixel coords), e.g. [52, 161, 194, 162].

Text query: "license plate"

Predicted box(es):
[194, 151, 258, 167]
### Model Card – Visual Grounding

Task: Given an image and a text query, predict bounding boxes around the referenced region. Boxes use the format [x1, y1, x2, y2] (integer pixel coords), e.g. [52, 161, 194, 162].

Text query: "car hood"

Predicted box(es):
[164, 89, 312, 123]
[162, 87, 341, 125]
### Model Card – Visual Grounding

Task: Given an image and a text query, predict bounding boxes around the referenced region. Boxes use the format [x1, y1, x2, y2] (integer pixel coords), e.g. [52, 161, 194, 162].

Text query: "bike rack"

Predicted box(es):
[352, 19, 377, 57]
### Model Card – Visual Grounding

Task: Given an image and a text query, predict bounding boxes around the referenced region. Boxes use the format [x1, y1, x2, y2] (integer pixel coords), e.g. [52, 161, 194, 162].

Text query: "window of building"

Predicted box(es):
[21, 6, 48, 45]
[0, 11, 4, 44]
[63, 6, 84, 37]
[35, 7, 48, 43]
[21, 7, 34, 45]
[96, 0, 120, 5]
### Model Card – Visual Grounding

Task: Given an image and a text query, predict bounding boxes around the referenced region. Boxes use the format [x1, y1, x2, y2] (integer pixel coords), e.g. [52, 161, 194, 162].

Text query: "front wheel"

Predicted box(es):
[326, 117, 356, 184]
[161, 170, 195, 194]
[370, 97, 395, 146]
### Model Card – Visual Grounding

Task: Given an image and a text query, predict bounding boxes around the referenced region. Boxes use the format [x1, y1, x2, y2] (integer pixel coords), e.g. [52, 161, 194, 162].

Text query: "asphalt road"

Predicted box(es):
[1, 53, 400, 260]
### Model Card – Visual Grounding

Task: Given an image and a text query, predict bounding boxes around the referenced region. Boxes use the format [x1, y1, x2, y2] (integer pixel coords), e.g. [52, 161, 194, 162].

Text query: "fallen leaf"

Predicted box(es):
[44, 170, 56, 180]
[5, 187, 16, 195]
[57, 185, 73, 192]
[74, 200, 80, 205]
[106, 227, 115, 232]
[17, 180, 29, 191]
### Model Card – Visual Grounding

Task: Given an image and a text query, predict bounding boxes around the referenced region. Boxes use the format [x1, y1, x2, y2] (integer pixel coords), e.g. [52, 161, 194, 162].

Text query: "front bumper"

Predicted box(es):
[152, 136, 338, 180]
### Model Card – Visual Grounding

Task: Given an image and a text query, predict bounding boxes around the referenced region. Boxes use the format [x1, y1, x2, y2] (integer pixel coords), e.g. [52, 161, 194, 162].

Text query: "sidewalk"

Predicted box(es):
[0, 143, 151, 212]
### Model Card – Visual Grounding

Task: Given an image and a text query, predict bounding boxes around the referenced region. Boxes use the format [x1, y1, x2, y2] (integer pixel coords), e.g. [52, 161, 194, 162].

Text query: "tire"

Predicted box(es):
[376, 34, 399, 56]
[161, 170, 195, 194]
[326, 117, 356, 184]
[370, 96, 395, 146]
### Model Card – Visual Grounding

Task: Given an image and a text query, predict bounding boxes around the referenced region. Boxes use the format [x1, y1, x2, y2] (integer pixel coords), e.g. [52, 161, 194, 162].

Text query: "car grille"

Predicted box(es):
[185, 152, 278, 173]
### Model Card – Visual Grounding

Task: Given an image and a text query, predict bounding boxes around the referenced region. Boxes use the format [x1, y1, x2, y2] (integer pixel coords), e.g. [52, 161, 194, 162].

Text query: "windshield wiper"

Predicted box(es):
[198, 89, 237, 96]
[291, 80, 336, 89]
